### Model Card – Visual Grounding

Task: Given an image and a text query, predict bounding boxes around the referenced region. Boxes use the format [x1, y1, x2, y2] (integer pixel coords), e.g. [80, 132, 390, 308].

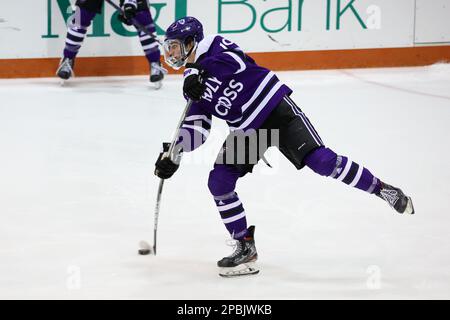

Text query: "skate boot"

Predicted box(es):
[56, 57, 75, 82]
[376, 182, 415, 214]
[150, 61, 167, 89]
[218, 226, 259, 277]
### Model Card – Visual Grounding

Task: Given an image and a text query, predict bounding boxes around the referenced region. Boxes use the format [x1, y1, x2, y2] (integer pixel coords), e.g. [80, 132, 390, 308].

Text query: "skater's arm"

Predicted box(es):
[176, 103, 212, 153]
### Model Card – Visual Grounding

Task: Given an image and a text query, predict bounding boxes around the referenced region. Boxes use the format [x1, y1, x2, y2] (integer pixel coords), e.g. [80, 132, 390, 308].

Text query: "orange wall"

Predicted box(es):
[1, 46, 450, 79]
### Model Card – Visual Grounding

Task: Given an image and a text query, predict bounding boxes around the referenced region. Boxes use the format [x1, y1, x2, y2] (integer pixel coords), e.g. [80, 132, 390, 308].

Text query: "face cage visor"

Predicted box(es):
[164, 38, 199, 70]
[163, 39, 188, 70]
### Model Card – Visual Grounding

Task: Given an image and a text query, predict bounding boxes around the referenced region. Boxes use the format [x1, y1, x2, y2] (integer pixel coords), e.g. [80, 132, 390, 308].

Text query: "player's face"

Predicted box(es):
[163, 39, 185, 70]
[167, 41, 182, 59]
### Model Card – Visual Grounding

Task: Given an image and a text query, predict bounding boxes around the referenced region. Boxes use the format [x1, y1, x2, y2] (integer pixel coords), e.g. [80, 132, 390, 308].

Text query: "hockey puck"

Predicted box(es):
[138, 249, 151, 255]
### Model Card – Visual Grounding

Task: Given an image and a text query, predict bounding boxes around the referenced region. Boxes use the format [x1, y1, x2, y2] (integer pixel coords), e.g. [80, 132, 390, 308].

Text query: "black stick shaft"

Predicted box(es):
[152, 99, 194, 255]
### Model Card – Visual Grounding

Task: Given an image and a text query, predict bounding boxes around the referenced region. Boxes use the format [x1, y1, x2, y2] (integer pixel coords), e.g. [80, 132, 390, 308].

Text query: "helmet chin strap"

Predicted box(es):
[182, 41, 198, 66]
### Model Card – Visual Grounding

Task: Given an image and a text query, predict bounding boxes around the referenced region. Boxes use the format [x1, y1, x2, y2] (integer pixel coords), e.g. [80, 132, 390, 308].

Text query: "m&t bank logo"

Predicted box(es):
[42, 0, 187, 38]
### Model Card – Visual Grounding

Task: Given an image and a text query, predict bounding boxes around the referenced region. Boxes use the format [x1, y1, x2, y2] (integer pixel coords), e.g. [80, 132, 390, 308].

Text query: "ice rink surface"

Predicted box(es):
[1, 64, 449, 299]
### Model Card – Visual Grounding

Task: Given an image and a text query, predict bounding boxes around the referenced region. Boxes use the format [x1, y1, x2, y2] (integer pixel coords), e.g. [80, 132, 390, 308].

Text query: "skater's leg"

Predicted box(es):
[304, 147, 381, 194]
[63, 2, 99, 60]
[133, 9, 160, 64]
[274, 96, 379, 194]
[208, 126, 273, 239]
[57, 1, 99, 80]
[131, 3, 165, 85]
[303, 147, 414, 213]
[275, 95, 413, 214]
[208, 164, 249, 240]
[208, 164, 259, 272]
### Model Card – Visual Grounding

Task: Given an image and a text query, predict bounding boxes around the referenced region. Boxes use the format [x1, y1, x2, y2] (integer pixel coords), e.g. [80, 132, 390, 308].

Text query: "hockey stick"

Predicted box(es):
[104, 0, 162, 45]
[139, 99, 194, 256]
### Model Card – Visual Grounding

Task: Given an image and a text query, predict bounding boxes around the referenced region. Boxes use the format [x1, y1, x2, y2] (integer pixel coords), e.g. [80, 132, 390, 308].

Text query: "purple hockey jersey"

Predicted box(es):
[178, 35, 292, 152]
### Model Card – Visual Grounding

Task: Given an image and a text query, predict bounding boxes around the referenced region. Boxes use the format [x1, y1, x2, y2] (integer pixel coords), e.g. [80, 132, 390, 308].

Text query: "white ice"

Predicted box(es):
[1, 65, 450, 299]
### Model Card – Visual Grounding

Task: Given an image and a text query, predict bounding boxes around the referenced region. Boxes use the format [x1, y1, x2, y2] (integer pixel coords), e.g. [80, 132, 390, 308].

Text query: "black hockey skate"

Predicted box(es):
[376, 182, 415, 214]
[56, 57, 75, 81]
[218, 226, 259, 278]
[150, 61, 167, 89]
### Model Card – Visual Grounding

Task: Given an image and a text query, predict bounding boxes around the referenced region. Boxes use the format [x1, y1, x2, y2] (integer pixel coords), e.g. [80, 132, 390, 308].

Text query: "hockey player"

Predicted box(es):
[154, 17, 415, 277]
[56, 0, 165, 87]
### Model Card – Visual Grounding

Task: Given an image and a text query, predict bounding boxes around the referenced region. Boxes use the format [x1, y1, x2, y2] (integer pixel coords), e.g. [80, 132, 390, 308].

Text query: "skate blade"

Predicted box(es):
[405, 197, 415, 214]
[219, 262, 260, 278]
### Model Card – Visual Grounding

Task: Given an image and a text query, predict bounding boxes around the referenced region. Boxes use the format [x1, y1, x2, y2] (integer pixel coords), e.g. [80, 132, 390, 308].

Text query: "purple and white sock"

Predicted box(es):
[214, 192, 248, 240]
[304, 147, 381, 195]
[133, 10, 160, 63]
[330, 155, 381, 194]
[63, 7, 96, 59]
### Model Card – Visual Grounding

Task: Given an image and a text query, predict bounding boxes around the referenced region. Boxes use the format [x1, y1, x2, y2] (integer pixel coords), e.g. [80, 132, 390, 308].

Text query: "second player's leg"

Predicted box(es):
[133, 9, 160, 63]
[133, 1, 165, 84]
[57, 0, 102, 80]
